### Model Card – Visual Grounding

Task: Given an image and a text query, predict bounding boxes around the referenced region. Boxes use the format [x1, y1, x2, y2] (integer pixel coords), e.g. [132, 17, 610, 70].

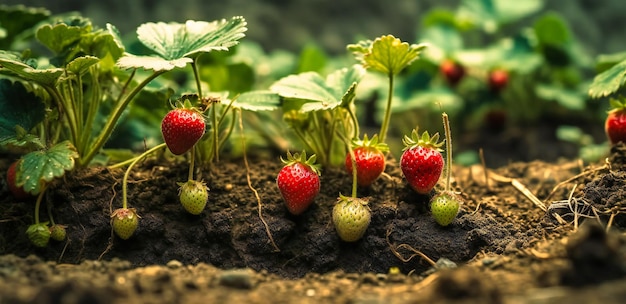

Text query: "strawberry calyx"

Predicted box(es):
[402, 128, 444, 152]
[350, 134, 389, 153]
[280, 150, 321, 176]
[608, 97, 626, 113]
[111, 207, 141, 220]
[337, 193, 369, 206]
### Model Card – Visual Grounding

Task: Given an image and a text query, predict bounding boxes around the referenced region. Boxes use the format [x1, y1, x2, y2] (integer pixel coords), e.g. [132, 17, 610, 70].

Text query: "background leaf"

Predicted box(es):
[0, 5, 50, 49]
[0, 79, 45, 140]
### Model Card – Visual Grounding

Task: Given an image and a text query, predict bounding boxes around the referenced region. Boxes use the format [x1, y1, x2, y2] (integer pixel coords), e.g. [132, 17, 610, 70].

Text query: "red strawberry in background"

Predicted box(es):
[400, 129, 444, 194]
[161, 104, 206, 155]
[606, 98, 626, 145]
[440, 59, 465, 86]
[7, 160, 30, 199]
[276, 151, 321, 215]
[345, 134, 389, 187]
[488, 68, 509, 92]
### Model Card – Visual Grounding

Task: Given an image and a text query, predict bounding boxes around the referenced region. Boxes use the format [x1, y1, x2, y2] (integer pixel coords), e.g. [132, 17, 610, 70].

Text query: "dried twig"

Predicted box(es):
[489, 171, 547, 212]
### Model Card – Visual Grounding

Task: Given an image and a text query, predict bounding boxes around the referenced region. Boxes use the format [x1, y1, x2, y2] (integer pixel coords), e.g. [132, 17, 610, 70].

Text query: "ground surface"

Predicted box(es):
[1, 141, 626, 303]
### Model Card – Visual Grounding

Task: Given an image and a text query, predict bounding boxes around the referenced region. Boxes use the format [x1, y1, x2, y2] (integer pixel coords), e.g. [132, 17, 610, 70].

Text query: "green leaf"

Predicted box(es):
[270, 65, 365, 112]
[36, 19, 90, 54]
[0, 79, 45, 140]
[65, 56, 99, 75]
[535, 84, 585, 110]
[0, 50, 64, 86]
[588, 59, 626, 98]
[348, 35, 426, 75]
[18, 141, 78, 195]
[420, 25, 463, 55]
[0, 5, 50, 48]
[297, 43, 327, 73]
[594, 52, 626, 73]
[271, 72, 338, 107]
[457, 0, 543, 32]
[534, 12, 571, 46]
[232, 90, 280, 111]
[117, 17, 247, 71]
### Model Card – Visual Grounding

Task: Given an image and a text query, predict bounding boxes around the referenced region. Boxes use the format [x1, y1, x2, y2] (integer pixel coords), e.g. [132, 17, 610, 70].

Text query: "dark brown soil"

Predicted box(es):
[1, 143, 626, 303]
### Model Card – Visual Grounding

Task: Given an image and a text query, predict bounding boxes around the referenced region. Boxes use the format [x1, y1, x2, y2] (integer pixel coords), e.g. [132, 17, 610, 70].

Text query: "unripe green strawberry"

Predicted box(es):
[332, 195, 371, 242]
[111, 208, 139, 240]
[178, 180, 209, 215]
[345, 134, 389, 187]
[277, 151, 321, 215]
[400, 129, 444, 194]
[161, 105, 206, 155]
[49, 224, 67, 241]
[430, 192, 461, 226]
[26, 223, 51, 247]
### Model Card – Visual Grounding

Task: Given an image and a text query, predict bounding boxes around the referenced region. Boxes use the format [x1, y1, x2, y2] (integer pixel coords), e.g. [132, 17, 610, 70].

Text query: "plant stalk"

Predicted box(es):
[379, 73, 395, 143]
[82, 70, 165, 167]
[442, 112, 452, 192]
[121, 143, 167, 209]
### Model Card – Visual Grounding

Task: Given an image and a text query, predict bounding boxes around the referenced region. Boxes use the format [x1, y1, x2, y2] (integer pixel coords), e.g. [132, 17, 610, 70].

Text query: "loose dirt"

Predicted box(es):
[1, 143, 626, 303]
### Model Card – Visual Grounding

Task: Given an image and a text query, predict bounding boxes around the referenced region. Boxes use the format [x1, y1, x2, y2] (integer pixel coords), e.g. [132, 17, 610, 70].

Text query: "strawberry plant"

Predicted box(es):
[400, 129, 444, 195]
[270, 65, 365, 167]
[276, 151, 321, 215]
[348, 35, 426, 144]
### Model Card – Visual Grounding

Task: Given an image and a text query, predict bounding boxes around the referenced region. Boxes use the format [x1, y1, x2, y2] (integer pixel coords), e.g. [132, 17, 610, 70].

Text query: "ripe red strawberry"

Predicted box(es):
[400, 129, 444, 194]
[605, 99, 626, 145]
[440, 59, 465, 86]
[161, 106, 205, 155]
[26, 223, 51, 247]
[345, 134, 389, 187]
[488, 68, 509, 92]
[7, 160, 30, 199]
[111, 208, 139, 240]
[276, 151, 321, 215]
[178, 180, 209, 215]
[332, 195, 371, 242]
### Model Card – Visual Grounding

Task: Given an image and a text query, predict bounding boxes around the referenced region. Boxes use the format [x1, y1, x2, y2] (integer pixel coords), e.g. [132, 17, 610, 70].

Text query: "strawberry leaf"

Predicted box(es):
[588, 59, 626, 98]
[36, 16, 92, 54]
[18, 141, 79, 195]
[0, 5, 50, 49]
[116, 17, 247, 71]
[0, 79, 45, 141]
[348, 35, 426, 76]
[232, 90, 280, 111]
[270, 65, 365, 112]
[65, 56, 99, 75]
[0, 50, 63, 86]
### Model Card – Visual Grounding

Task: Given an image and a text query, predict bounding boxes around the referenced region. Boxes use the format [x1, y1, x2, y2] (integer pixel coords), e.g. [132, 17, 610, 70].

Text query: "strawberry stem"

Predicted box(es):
[33, 184, 48, 225]
[122, 143, 167, 209]
[442, 112, 452, 192]
[379, 73, 395, 143]
[188, 145, 196, 182]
